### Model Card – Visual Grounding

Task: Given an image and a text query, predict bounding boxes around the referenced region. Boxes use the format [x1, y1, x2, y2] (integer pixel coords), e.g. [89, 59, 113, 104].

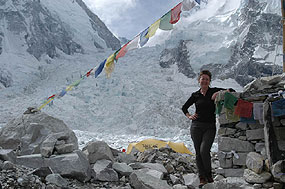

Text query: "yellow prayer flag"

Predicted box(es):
[105, 53, 115, 78]
[66, 85, 73, 91]
[145, 19, 161, 38]
[38, 98, 55, 110]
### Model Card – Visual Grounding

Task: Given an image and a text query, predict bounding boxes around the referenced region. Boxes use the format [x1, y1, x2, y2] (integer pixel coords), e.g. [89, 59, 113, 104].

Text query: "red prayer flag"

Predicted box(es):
[170, 2, 182, 24]
[48, 94, 55, 99]
[116, 42, 129, 60]
[234, 99, 253, 118]
[86, 68, 93, 77]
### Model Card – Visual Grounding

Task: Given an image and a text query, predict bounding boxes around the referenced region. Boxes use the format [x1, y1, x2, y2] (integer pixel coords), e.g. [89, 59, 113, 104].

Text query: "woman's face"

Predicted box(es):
[199, 74, 210, 88]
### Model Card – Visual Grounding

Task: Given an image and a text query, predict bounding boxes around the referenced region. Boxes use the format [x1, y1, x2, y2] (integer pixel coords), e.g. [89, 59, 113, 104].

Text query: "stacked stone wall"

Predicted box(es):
[216, 74, 285, 187]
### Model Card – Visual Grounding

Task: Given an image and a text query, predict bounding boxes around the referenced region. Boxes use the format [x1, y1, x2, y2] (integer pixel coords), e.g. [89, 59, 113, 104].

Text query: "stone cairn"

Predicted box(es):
[215, 74, 285, 189]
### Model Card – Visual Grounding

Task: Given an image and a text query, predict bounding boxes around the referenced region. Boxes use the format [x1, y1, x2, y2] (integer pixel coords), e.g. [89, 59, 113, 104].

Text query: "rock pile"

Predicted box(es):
[0, 109, 201, 188]
[214, 74, 285, 189]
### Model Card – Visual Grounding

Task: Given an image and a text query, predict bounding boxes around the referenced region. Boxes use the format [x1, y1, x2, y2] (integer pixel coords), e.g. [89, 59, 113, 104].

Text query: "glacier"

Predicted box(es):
[0, 0, 281, 152]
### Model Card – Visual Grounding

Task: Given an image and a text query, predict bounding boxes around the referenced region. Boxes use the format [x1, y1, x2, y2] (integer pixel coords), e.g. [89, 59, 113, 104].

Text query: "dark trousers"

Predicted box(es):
[190, 121, 216, 178]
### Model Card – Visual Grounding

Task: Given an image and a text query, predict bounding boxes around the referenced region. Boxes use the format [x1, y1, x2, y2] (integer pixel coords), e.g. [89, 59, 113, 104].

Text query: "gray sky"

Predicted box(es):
[82, 0, 182, 39]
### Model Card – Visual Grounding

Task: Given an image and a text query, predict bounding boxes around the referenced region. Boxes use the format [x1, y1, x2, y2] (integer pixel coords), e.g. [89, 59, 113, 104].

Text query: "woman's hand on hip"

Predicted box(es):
[186, 113, 198, 120]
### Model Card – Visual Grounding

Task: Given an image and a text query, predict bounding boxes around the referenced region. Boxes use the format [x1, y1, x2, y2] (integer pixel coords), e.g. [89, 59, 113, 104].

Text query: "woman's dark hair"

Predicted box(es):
[198, 70, 212, 81]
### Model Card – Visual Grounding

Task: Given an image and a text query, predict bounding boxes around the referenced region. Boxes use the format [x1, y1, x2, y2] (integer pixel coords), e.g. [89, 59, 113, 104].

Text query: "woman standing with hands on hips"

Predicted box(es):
[182, 70, 234, 187]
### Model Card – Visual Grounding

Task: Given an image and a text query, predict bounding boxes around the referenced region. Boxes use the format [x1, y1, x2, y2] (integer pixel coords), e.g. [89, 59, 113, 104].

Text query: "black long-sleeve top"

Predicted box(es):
[182, 87, 225, 123]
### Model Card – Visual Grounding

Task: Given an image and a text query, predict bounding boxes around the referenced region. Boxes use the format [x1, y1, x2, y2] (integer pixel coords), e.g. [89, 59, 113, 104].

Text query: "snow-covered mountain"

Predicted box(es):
[0, 0, 120, 88]
[0, 0, 282, 150]
[159, 0, 282, 86]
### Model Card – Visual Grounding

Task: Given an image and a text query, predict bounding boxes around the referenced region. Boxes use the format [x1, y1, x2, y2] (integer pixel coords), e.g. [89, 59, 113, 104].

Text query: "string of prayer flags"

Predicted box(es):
[37, 0, 201, 110]
[146, 19, 161, 38]
[105, 53, 116, 78]
[170, 2, 182, 24]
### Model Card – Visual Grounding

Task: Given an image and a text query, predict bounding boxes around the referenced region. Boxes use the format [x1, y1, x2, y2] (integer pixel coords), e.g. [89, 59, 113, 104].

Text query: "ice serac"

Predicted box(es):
[159, 40, 196, 78]
[161, 0, 282, 86]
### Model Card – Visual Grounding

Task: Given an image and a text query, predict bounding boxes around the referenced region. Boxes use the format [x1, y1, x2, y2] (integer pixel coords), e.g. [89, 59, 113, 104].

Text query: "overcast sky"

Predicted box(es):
[82, 0, 182, 39]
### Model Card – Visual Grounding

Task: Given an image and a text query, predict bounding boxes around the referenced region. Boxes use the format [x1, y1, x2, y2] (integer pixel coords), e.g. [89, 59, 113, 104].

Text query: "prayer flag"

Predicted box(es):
[116, 42, 129, 60]
[139, 28, 149, 47]
[95, 59, 106, 78]
[126, 35, 139, 51]
[146, 19, 160, 38]
[195, 0, 200, 5]
[71, 78, 82, 87]
[86, 68, 93, 77]
[59, 89, 67, 97]
[272, 99, 285, 117]
[48, 94, 55, 99]
[182, 0, 196, 11]
[224, 92, 238, 110]
[159, 11, 173, 31]
[170, 2, 182, 24]
[38, 98, 55, 110]
[105, 53, 115, 78]
[65, 85, 73, 92]
[234, 99, 253, 118]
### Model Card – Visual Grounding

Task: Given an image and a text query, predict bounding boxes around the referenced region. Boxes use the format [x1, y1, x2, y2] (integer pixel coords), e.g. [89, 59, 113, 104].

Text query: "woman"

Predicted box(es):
[182, 70, 231, 187]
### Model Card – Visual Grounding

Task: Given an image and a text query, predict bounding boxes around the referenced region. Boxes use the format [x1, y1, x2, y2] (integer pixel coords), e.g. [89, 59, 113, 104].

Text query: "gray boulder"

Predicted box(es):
[246, 152, 264, 174]
[46, 173, 68, 188]
[0, 111, 78, 156]
[112, 162, 133, 176]
[47, 150, 91, 182]
[129, 169, 171, 189]
[93, 159, 118, 182]
[0, 149, 16, 163]
[82, 141, 114, 163]
[271, 160, 285, 183]
[16, 150, 92, 182]
[243, 169, 271, 184]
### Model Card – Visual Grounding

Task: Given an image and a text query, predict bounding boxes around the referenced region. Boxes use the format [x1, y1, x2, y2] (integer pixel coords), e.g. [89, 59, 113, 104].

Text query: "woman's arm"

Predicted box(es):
[182, 94, 195, 117]
[186, 112, 198, 120]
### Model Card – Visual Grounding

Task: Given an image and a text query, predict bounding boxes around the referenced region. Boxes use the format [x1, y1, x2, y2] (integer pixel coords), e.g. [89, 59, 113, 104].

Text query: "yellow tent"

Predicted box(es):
[126, 139, 193, 155]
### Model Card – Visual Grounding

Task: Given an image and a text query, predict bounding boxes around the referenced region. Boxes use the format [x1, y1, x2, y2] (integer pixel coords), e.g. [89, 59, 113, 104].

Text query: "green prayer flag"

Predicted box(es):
[159, 11, 173, 31]
[224, 92, 238, 110]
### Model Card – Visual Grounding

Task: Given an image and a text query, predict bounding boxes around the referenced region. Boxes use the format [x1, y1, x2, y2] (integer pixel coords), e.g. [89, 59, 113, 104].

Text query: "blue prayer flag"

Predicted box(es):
[195, 0, 200, 5]
[139, 28, 149, 47]
[272, 99, 285, 117]
[59, 89, 67, 97]
[95, 59, 106, 78]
